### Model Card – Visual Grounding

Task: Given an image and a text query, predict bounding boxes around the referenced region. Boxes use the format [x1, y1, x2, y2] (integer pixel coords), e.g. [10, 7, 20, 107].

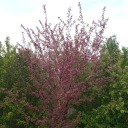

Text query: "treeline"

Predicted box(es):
[1, 3, 128, 128]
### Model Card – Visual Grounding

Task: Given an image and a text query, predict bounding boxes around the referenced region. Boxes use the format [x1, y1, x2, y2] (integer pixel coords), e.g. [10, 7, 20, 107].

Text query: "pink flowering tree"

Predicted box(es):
[20, 3, 108, 127]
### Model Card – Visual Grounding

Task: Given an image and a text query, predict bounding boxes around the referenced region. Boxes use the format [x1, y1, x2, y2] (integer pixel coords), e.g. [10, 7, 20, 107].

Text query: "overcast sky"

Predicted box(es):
[0, 0, 128, 47]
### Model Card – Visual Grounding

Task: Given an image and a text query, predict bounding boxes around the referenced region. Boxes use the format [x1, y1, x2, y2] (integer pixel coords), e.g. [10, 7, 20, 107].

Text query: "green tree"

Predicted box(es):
[0, 37, 30, 128]
[121, 47, 128, 68]
[77, 36, 128, 128]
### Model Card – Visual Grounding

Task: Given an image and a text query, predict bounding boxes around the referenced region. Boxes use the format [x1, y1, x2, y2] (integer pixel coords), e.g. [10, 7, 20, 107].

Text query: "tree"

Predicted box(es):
[0, 37, 32, 128]
[0, 37, 25, 127]
[77, 36, 128, 128]
[121, 47, 128, 68]
[19, 3, 109, 127]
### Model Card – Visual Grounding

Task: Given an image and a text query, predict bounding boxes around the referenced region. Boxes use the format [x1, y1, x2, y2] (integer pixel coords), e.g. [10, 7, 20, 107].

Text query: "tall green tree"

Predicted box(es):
[77, 36, 128, 128]
[0, 37, 31, 128]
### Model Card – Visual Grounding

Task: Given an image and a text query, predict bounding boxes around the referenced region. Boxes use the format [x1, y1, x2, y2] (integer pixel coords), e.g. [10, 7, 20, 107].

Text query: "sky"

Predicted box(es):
[0, 0, 128, 47]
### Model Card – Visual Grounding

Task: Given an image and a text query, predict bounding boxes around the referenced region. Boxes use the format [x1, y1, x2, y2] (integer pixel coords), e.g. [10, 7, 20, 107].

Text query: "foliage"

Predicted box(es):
[77, 36, 128, 128]
[20, 2, 108, 128]
[0, 37, 30, 128]
[1, 3, 128, 128]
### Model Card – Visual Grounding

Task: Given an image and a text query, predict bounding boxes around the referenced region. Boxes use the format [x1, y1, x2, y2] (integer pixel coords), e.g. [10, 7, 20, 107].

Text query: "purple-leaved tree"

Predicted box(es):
[20, 2, 108, 128]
